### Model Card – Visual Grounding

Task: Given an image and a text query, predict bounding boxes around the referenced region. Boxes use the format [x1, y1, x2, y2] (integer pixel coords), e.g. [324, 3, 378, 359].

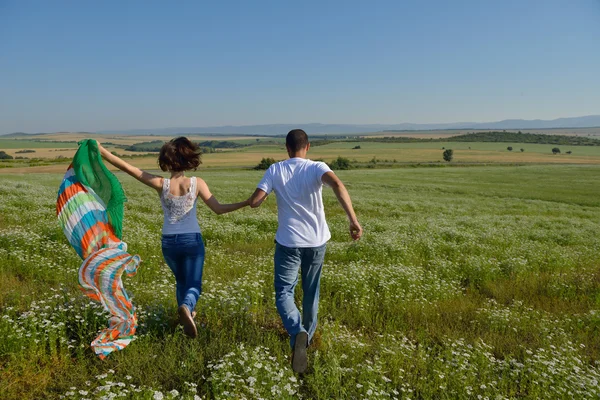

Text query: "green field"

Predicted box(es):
[1, 165, 600, 399]
[310, 141, 600, 155]
[3, 131, 600, 172]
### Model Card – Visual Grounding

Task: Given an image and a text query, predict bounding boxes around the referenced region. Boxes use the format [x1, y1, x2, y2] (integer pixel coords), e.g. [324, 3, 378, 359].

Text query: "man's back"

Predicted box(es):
[249, 128, 362, 374]
[257, 158, 331, 247]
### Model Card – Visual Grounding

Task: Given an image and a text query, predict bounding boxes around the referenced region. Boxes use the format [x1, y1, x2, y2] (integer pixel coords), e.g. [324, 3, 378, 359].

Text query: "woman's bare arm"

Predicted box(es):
[196, 177, 249, 215]
[97, 143, 163, 192]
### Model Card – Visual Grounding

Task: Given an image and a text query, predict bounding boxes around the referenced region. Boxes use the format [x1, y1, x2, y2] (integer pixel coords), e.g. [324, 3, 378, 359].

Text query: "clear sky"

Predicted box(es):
[1, 0, 599, 134]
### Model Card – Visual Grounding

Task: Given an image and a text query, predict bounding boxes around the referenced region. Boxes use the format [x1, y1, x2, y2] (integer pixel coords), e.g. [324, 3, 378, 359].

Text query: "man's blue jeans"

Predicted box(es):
[161, 233, 205, 313]
[274, 241, 327, 348]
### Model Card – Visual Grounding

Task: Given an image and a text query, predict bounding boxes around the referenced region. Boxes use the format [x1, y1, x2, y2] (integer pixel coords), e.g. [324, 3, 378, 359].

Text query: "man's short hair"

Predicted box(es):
[286, 129, 309, 152]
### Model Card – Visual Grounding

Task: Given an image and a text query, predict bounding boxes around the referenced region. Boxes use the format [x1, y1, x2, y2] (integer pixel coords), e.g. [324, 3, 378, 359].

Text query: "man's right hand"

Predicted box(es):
[349, 220, 363, 240]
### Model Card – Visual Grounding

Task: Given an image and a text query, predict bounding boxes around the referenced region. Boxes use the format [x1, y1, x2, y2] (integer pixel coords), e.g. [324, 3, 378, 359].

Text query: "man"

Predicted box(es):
[249, 129, 363, 374]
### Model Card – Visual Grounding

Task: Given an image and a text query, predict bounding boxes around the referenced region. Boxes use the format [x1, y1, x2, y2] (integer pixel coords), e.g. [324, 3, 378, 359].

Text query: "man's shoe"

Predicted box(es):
[178, 305, 198, 338]
[292, 331, 308, 374]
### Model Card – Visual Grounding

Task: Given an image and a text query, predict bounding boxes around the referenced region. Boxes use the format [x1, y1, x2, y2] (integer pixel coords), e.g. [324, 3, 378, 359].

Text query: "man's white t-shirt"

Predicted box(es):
[257, 158, 332, 248]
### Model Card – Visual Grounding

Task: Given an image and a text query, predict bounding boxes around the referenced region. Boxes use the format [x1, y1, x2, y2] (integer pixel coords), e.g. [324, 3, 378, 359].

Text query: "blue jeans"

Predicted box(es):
[274, 241, 327, 348]
[161, 233, 205, 313]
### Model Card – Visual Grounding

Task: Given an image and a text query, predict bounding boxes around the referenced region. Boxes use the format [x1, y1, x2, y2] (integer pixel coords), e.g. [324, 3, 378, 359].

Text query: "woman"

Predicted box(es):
[98, 137, 249, 338]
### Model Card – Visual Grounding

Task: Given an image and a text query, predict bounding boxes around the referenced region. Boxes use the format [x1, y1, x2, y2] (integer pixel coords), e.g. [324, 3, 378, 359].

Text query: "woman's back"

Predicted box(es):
[160, 176, 201, 234]
[97, 136, 249, 340]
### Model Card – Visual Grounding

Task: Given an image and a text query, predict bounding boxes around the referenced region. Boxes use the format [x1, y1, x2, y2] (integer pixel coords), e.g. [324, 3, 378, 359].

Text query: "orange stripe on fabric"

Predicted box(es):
[117, 289, 133, 313]
[56, 182, 88, 216]
[111, 278, 132, 316]
[79, 247, 112, 286]
[85, 230, 120, 258]
[79, 248, 105, 276]
[112, 294, 131, 318]
[79, 249, 110, 301]
[93, 253, 128, 296]
[80, 222, 118, 258]
[80, 287, 101, 302]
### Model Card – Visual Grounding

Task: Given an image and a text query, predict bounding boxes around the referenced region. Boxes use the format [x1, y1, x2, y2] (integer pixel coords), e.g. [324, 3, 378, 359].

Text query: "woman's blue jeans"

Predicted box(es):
[161, 233, 205, 313]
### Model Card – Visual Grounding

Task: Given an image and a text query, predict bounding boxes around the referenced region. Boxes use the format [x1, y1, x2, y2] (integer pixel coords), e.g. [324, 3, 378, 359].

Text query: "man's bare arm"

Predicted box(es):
[321, 171, 363, 240]
[248, 188, 269, 208]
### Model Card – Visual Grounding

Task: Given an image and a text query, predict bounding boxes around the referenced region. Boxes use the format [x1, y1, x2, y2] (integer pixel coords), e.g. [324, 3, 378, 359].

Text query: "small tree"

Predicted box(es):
[520, 148, 525, 152]
[329, 156, 351, 170]
[566, 151, 572, 154]
[443, 149, 453, 162]
[254, 157, 276, 170]
[507, 146, 513, 151]
[0, 151, 13, 160]
[352, 145, 361, 150]
[552, 147, 561, 154]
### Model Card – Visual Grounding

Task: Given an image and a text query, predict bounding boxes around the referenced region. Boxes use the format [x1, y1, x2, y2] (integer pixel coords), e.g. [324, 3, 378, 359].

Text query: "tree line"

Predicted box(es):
[123, 140, 248, 152]
[341, 131, 600, 146]
[444, 131, 600, 146]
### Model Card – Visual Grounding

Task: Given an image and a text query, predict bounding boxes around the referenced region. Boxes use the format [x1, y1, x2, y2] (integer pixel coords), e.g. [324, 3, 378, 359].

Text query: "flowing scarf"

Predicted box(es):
[56, 139, 140, 359]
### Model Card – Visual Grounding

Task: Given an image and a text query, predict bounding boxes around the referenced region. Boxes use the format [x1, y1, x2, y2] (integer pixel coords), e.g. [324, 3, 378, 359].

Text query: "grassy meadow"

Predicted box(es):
[1, 164, 600, 399]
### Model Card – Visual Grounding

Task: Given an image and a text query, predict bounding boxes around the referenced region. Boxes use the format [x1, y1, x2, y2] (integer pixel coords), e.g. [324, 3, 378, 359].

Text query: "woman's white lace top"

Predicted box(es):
[160, 177, 201, 234]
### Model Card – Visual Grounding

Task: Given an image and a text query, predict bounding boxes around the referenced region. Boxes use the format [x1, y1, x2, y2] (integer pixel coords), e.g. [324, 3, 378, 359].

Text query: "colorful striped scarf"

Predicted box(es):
[56, 140, 140, 359]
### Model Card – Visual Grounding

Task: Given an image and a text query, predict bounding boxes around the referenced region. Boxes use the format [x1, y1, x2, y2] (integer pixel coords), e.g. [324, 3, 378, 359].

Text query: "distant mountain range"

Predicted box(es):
[95, 115, 600, 135]
[5, 115, 600, 136]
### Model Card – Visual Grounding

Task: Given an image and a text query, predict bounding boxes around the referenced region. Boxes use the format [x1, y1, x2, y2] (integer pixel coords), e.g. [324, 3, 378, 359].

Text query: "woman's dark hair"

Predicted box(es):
[158, 137, 202, 172]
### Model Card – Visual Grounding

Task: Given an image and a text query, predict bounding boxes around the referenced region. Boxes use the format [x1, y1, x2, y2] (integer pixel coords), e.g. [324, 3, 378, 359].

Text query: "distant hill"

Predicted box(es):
[93, 115, 600, 135]
[2, 132, 51, 137]
[1, 131, 93, 137]
[4, 115, 600, 136]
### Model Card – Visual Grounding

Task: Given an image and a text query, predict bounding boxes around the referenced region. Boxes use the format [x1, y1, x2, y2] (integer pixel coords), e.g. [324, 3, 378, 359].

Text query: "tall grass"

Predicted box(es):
[1, 165, 599, 399]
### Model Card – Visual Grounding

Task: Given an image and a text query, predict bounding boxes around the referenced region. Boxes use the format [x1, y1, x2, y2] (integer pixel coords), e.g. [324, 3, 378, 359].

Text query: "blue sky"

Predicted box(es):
[1, 0, 599, 134]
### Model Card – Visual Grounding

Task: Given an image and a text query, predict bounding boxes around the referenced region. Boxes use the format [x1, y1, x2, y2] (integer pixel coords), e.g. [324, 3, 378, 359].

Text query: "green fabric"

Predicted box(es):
[72, 139, 127, 239]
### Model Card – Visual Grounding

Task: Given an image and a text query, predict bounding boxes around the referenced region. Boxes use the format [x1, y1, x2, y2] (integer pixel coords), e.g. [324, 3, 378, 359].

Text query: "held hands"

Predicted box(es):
[349, 219, 363, 241]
